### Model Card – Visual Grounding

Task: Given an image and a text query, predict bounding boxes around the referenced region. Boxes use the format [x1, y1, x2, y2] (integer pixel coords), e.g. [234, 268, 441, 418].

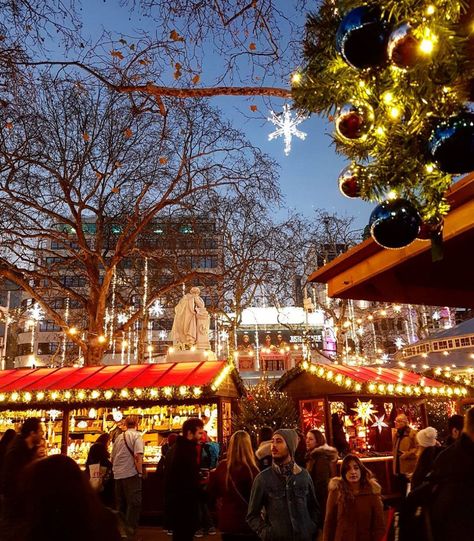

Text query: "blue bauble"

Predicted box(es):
[336, 7, 389, 69]
[369, 199, 421, 249]
[428, 113, 474, 174]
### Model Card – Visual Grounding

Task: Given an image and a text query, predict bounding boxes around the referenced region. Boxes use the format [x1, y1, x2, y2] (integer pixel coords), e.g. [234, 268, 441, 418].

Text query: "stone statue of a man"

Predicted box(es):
[171, 287, 210, 349]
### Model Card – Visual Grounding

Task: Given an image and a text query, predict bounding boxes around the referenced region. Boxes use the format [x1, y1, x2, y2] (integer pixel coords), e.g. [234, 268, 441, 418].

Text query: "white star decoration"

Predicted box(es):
[351, 399, 377, 425]
[268, 104, 307, 156]
[395, 337, 405, 350]
[371, 415, 389, 434]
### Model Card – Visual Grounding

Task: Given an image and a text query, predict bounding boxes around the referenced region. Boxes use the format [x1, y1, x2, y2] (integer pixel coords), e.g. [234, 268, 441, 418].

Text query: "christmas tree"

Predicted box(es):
[292, 0, 474, 250]
[233, 380, 299, 443]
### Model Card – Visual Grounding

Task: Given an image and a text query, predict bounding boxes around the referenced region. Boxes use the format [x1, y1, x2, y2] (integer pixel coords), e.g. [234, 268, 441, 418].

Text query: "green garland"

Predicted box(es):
[293, 0, 474, 222]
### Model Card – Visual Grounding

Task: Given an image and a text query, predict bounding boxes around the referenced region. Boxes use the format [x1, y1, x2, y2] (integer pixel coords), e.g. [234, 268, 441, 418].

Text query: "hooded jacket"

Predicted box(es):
[255, 440, 273, 471]
[306, 444, 338, 521]
[247, 462, 321, 541]
[323, 477, 385, 541]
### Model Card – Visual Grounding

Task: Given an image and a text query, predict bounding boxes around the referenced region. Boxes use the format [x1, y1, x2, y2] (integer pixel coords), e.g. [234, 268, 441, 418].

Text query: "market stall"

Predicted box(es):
[0, 360, 244, 515]
[276, 360, 467, 494]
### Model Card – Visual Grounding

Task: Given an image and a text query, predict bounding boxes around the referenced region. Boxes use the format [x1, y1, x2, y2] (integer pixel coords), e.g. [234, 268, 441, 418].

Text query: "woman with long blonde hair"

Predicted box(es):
[208, 430, 260, 541]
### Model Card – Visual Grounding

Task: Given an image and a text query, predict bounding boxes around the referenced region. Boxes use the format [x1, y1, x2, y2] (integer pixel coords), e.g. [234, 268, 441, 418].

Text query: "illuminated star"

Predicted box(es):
[149, 299, 164, 318]
[351, 399, 377, 425]
[268, 104, 307, 156]
[371, 415, 389, 433]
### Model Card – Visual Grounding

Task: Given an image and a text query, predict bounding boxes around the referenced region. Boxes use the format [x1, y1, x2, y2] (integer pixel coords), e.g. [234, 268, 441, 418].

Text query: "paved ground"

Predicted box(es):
[138, 527, 222, 540]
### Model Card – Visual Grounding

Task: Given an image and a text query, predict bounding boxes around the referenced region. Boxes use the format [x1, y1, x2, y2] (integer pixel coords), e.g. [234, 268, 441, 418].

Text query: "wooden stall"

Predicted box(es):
[0, 360, 244, 516]
[276, 361, 466, 494]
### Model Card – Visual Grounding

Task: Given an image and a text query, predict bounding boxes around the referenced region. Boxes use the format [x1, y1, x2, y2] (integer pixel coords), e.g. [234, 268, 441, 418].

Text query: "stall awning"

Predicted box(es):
[308, 173, 474, 307]
[0, 361, 239, 408]
[276, 361, 468, 398]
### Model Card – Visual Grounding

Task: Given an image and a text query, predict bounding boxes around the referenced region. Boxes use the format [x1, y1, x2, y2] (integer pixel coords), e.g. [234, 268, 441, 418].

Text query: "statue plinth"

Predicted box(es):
[196, 311, 211, 350]
[166, 349, 217, 363]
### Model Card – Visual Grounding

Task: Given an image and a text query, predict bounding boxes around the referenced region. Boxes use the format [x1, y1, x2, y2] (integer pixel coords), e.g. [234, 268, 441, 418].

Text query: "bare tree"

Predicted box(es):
[0, 76, 278, 365]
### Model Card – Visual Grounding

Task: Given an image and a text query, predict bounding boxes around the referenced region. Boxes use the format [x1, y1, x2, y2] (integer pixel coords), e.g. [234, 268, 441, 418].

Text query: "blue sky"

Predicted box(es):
[79, 1, 374, 229]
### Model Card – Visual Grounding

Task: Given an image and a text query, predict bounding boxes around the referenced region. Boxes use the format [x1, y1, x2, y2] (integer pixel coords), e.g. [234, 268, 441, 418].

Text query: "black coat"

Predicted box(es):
[1, 436, 34, 500]
[411, 446, 442, 490]
[429, 433, 474, 541]
[163, 436, 200, 529]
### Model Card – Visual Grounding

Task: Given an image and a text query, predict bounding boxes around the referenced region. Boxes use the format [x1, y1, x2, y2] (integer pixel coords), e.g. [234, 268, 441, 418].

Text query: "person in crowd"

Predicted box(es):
[32, 436, 47, 460]
[0, 429, 16, 468]
[0, 428, 16, 516]
[247, 428, 320, 541]
[392, 414, 417, 496]
[331, 413, 349, 455]
[429, 407, 474, 541]
[306, 429, 338, 525]
[195, 431, 218, 537]
[164, 417, 204, 541]
[156, 432, 178, 474]
[111, 416, 144, 541]
[1, 418, 43, 521]
[87, 433, 114, 508]
[294, 429, 308, 467]
[323, 454, 385, 541]
[4, 454, 121, 541]
[208, 430, 260, 541]
[255, 426, 273, 470]
[444, 414, 464, 446]
[411, 427, 441, 490]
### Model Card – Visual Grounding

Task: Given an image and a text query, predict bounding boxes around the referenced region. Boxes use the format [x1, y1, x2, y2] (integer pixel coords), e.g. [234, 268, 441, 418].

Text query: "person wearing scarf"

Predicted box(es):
[247, 428, 321, 541]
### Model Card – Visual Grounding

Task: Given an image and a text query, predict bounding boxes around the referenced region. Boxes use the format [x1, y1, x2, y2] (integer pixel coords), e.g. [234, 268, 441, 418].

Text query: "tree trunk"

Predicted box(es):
[84, 344, 106, 366]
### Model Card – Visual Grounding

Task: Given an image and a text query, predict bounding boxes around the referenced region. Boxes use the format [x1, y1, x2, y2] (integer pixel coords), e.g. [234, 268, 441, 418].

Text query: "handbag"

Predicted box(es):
[89, 462, 105, 491]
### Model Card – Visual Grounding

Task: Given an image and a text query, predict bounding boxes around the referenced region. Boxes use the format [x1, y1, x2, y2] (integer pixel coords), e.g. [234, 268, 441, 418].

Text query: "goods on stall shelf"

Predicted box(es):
[0, 403, 218, 465]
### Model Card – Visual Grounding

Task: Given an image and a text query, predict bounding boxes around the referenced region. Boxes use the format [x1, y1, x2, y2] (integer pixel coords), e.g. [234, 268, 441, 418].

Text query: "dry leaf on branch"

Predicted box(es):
[249, 42, 256, 51]
[5, 122, 13, 130]
[250, 105, 258, 112]
[169, 29, 184, 42]
[82, 132, 90, 141]
[95, 171, 103, 180]
[124, 128, 133, 138]
[192, 74, 200, 85]
[111, 50, 124, 60]
[159, 157, 168, 165]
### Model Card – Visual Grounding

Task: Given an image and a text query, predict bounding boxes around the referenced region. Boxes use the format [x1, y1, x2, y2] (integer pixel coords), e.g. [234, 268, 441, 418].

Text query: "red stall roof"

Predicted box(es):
[277, 361, 468, 399]
[0, 361, 235, 407]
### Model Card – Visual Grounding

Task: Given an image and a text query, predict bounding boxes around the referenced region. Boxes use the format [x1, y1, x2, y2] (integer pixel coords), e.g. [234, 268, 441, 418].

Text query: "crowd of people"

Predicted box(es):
[0, 408, 472, 541]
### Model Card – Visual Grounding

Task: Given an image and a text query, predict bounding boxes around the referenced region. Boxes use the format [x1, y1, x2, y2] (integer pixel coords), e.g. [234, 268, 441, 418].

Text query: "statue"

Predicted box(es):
[171, 287, 210, 350]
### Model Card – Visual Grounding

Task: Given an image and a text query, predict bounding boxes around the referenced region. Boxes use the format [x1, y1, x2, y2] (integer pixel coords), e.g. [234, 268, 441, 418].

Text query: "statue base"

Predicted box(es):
[166, 349, 217, 363]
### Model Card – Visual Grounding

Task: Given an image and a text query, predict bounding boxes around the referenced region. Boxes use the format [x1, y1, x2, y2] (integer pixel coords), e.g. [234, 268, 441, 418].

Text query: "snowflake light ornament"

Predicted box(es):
[268, 104, 307, 155]
[117, 312, 128, 325]
[149, 299, 164, 318]
[395, 337, 405, 350]
[28, 303, 45, 321]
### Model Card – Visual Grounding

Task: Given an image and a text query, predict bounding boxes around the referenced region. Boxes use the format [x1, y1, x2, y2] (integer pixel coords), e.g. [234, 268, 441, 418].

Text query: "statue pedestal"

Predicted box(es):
[196, 312, 211, 350]
[166, 349, 217, 363]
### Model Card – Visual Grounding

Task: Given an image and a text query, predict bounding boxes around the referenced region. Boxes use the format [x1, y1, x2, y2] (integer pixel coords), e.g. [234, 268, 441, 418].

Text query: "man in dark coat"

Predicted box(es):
[1, 418, 43, 521]
[247, 428, 321, 541]
[164, 417, 204, 541]
[429, 407, 474, 541]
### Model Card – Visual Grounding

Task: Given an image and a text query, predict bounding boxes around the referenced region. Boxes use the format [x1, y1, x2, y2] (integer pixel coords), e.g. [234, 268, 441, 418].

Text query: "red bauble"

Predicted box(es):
[388, 24, 420, 68]
[335, 103, 374, 140]
[417, 219, 443, 240]
[338, 165, 362, 198]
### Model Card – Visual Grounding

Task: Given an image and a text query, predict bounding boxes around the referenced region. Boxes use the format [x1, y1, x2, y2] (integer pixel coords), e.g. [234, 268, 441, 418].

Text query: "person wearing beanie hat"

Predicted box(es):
[411, 426, 441, 490]
[416, 427, 437, 448]
[247, 428, 321, 541]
